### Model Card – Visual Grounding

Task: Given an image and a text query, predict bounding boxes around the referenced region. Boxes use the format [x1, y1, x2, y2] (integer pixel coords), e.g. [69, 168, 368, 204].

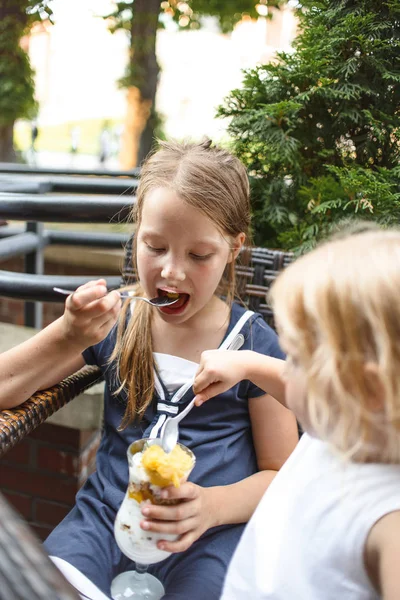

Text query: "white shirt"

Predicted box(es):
[221, 433, 400, 600]
[154, 352, 198, 394]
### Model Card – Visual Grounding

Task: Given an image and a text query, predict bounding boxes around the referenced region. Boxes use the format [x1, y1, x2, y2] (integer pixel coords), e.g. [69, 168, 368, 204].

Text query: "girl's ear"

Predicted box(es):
[228, 232, 246, 263]
[364, 362, 385, 413]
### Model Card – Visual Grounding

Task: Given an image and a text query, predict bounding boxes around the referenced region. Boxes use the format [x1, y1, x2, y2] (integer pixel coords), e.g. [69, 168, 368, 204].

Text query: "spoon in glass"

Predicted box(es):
[160, 332, 245, 453]
[53, 287, 180, 307]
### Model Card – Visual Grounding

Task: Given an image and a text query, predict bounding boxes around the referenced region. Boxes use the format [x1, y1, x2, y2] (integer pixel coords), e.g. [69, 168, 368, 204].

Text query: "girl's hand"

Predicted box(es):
[140, 483, 216, 553]
[193, 349, 248, 405]
[61, 279, 122, 349]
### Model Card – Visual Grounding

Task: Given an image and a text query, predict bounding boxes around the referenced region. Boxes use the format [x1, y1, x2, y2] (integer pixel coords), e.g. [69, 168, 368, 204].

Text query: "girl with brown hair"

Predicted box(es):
[0, 140, 298, 599]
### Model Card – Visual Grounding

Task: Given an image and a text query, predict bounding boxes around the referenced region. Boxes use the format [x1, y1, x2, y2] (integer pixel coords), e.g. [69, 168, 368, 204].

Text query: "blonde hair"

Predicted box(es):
[270, 228, 400, 464]
[112, 139, 251, 426]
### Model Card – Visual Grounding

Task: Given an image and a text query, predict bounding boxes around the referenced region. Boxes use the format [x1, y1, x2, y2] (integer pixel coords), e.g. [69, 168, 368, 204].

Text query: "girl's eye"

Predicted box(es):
[146, 244, 165, 254]
[190, 253, 213, 261]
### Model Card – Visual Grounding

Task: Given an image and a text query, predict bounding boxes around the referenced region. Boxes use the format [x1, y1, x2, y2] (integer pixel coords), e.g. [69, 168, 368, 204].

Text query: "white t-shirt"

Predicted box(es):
[221, 433, 400, 600]
[154, 352, 198, 394]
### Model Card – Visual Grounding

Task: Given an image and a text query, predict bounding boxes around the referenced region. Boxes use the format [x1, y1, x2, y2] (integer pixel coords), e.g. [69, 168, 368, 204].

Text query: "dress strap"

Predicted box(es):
[154, 371, 166, 401]
[148, 308, 255, 439]
[219, 310, 254, 349]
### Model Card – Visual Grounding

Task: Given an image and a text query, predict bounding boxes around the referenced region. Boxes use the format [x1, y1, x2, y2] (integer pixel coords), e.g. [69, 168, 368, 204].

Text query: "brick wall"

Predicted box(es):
[0, 423, 101, 540]
[0, 255, 109, 538]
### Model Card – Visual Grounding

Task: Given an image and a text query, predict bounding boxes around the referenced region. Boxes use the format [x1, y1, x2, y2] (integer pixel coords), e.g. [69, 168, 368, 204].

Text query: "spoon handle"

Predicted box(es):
[174, 398, 197, 423]
[54, 287, 130, 299]
[172, 333, 245, 424]
[53, 287, 76, 295]
[225, 333, 245, 352]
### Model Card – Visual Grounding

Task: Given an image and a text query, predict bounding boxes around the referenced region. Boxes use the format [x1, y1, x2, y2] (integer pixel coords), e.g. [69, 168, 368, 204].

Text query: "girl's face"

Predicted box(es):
[136, 187, 243, 325]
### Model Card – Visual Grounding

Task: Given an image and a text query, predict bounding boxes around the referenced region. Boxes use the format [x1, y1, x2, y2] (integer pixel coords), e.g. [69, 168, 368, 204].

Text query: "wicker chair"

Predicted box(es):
[0, 491, 81, 600]
[0, 236, 292, 457]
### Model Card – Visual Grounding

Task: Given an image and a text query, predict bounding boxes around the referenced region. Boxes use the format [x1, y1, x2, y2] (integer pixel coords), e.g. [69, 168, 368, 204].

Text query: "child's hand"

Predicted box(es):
[61, 279, 122, 349]
[140, 482, 216, 553]
[193, 349, 247, 405]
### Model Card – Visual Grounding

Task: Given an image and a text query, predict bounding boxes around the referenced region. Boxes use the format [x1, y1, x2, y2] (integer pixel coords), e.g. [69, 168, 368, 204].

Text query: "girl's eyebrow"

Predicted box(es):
[189, 240, 220, 250]
[140, 230, 164, 239]
[140, 231, 222, 249]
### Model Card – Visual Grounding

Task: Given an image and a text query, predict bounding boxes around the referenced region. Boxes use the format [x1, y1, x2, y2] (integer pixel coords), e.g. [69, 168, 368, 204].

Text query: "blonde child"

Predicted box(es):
[193, 228, 400, 600]
[0, 140, 298, 599]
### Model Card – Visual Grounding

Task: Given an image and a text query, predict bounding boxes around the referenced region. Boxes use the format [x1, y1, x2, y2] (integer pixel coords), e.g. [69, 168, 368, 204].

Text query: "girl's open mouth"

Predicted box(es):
[157, 290, 190, 312]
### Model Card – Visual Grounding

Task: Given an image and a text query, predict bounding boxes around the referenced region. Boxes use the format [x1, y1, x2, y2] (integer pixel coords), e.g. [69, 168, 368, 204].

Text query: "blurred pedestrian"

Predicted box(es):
[98, 126, 111, 166]
[30, 121, 39, 151]
[70, 126, 80, 154]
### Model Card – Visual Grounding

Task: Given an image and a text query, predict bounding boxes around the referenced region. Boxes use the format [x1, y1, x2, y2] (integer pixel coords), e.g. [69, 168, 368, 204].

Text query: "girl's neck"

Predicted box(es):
[151, 296, 231, 363]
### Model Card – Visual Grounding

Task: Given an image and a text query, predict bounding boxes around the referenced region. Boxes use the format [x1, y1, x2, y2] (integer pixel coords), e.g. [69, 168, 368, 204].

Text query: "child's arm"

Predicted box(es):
[0, 280, 121, 409]
[365, 510, 400, 599]
[193, 349, 287, 406]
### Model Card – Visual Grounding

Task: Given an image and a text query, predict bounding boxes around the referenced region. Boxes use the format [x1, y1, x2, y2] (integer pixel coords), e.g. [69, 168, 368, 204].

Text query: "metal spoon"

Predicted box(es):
[53, 287, 180, 307]
[160, 332, 245, 453]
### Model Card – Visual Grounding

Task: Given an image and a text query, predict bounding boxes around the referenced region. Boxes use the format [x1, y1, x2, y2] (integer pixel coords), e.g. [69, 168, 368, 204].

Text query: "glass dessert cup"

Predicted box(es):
[111, 438, 196, 600]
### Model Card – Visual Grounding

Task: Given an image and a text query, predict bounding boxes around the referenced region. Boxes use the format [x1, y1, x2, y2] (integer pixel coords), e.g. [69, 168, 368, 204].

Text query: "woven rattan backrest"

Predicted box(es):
[121, 236, 292, 330]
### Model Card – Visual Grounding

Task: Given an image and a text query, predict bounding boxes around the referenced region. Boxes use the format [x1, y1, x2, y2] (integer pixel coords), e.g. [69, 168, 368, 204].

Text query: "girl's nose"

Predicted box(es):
[161, 261, 186, 282]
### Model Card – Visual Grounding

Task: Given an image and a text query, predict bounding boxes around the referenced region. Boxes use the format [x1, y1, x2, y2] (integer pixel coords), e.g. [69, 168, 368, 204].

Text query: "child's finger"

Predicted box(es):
[67, 286, 106, 310]
[64, 291, 121, 340]
[68, 287, 118, 312]
[70, 308, 120, 346]
[158, 530, 196, 554]
[69, 279, 108, 300]
[193, 393, 207, 406]
[76, 279, 107, 291]
[192, 369, 216, 396]
[141, 515, 196, 539]
[141, 500, 197, 531]
[193, 383, 224, 406]
[78, 294, 121, 328]
[160, 482, 198, 503]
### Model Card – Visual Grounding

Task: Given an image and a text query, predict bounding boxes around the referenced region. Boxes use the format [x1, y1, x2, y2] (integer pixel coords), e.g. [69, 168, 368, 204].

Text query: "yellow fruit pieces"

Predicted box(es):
[142, 444, 194, 488]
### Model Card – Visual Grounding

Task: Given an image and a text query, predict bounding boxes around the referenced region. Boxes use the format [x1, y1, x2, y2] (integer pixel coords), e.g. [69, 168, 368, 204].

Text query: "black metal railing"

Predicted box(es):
[0, 174, 136, 328]
[0, 176, 138, 195]
[0, 163, 140, 178]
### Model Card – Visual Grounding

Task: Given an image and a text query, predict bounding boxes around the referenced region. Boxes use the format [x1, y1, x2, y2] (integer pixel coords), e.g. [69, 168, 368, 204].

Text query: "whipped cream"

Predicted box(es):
[128, 451, 151, 485]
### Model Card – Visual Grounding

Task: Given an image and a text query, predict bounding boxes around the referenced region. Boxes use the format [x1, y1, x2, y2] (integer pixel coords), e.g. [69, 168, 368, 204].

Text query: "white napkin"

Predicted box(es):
[50, 556, 111, 600]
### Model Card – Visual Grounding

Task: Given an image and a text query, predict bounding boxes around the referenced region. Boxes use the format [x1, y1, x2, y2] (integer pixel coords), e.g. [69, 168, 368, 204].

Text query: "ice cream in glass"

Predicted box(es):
[111, 438, 196, 599]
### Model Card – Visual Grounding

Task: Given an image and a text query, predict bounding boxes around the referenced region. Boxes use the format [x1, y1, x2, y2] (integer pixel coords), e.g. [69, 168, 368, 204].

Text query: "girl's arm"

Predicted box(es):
[0, 280, 121, 409]
[193, 350, 287, 407]
[365, 510, 400, 600]
[140, 392, 298, 552]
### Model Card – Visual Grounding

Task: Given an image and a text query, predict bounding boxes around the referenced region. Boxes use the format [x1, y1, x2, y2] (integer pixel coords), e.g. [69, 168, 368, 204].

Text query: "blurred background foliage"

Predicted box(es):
[218, 0, 400, 252]
[0, 1, 52, 161]
[1, 0, 400, 253]
[103, 0, 286, 166]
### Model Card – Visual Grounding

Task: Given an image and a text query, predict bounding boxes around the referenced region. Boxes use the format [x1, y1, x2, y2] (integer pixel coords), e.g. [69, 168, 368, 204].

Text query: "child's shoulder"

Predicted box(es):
[231, 301, 264, 323]
[230, 301, 275, 336]
[231, 302, 284, 359]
